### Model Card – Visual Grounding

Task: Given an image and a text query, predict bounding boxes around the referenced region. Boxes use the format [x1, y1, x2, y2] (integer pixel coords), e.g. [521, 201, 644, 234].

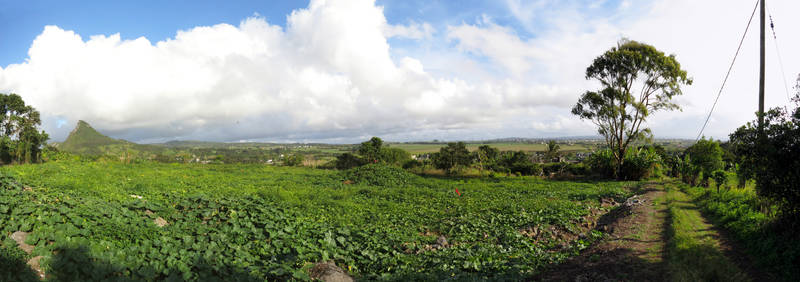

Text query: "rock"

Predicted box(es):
[309, 262, 354, 282]
[27, 256, 45, 279]
[10, 231, 34, 254]
[144, 210, 154, 216]
[436, 235, 448, 247]
[154, 217, 168, 227]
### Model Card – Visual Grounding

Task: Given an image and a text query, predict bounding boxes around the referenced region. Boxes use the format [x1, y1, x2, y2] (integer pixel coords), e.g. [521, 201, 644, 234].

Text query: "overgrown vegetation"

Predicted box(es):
[682, 183, 799, 281]
[0, 160, 635, 280]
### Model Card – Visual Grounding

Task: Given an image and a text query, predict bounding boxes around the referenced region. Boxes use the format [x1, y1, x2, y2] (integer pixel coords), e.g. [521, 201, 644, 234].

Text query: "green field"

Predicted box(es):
[0, 160, 635, 280]
[389, 142, 595, 154]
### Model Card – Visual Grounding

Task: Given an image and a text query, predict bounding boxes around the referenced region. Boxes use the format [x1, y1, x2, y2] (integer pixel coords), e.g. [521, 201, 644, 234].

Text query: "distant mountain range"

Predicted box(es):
[55, 121, 164, 155]
[53, 121, 694, 156]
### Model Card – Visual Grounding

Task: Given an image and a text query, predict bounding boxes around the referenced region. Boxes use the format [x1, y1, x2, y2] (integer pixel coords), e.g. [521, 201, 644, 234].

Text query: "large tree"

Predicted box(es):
[729, 75, 800, 218]
[572, 39, 691, 178]
[0, 93, 49, 164]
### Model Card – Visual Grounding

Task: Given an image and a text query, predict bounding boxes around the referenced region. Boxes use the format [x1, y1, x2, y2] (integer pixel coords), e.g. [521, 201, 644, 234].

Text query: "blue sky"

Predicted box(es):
[0, 0, 798, 143]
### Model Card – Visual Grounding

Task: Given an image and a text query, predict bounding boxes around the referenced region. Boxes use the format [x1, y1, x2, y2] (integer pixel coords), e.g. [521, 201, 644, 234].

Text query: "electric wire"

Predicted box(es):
[695, 0, 760, 142]
[766, 3, 793, 106]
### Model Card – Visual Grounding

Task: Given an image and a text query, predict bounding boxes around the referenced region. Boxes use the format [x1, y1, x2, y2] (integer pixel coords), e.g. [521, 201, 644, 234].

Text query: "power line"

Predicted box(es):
[695, 0, 759, 142]
[766, 4, 793, 105]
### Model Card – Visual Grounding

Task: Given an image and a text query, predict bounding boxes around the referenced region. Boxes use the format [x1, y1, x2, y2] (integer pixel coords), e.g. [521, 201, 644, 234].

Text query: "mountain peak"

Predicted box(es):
[61, 121, 127, 154]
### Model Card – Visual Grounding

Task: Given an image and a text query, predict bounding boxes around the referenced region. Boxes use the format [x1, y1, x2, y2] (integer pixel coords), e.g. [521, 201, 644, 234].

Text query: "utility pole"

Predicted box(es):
[758, 0, 766, 130]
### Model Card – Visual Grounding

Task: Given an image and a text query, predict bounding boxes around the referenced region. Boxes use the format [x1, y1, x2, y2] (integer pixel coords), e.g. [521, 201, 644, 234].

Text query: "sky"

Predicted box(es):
[0, 0, 798, 143]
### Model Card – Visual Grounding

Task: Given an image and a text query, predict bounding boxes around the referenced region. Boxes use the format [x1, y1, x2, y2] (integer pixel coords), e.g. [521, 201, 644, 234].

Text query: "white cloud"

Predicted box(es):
[384, 21, 435, 40]
[0, 0, 559, 142]
[2, 0, 798, 143]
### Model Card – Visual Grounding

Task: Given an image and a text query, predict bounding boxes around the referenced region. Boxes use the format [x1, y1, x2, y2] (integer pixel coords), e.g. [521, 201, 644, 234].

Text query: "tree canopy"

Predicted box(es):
[0, 93, 49, 164]
[572, 39, 691, 178]
[729, 89, 800, 218]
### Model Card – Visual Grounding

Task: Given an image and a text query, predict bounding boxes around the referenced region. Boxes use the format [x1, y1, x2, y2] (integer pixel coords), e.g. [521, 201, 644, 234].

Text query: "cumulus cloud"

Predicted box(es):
[2, 0, 798, 143]
[0, 0, 553, 142]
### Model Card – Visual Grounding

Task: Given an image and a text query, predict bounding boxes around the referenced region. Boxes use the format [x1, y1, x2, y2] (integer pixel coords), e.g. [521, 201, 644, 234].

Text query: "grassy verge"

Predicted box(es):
[681, 182, 799, 281]
[663, 182, 749, 281]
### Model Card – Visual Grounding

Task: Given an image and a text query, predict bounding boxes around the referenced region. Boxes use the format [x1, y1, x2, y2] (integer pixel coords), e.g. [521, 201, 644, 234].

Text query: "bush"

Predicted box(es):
[283, 154, 304, 166]
[619, 147, 661, 180]
[711, 170, 727, 193]
[586, 149, 616, 177]
[685, 138, 723, 187]
[341, 164, 422, 187]
[587, 147, 661, 180]
[335, 153, 364, 170]
[493, 151, 541, 176]
[729, 96, 800, 218]
[683, 184, 800, 280]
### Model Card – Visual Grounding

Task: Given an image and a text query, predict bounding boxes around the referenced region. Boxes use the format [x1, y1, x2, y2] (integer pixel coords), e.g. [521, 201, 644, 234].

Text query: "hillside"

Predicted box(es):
[58, 121, 162, 156]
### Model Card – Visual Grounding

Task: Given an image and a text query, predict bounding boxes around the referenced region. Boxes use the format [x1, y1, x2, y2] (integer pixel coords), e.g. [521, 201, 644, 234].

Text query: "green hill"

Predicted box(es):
[59, 121, 162, 156]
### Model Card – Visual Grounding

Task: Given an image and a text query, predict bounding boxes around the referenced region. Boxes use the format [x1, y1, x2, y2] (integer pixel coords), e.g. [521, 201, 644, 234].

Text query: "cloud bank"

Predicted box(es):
[1, 0, 798, 143]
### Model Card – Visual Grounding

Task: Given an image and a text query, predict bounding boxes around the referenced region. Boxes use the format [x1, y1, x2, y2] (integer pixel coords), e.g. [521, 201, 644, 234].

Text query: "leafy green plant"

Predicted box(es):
[711, 170, 727, 193]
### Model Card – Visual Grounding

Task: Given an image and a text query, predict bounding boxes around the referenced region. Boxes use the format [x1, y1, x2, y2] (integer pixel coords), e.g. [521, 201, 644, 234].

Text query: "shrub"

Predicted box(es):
[335, 153, 364, 170]
[493, 151, 540, 176]
[341, 164, 421, 187]
[619, 147, 661, 180]
[431, 142, 472, 174]
[685, 138, 723, 187]
[711, 170, 727, 193]
[283, 154, 304, 166]
[587, 147, 661, 180]
[729, 95, 800, 218]
[586, 149, 616, 178]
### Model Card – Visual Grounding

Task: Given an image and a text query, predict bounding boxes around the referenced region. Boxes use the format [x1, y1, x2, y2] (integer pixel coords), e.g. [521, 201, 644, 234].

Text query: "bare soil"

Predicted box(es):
[534, 183, 668, 281]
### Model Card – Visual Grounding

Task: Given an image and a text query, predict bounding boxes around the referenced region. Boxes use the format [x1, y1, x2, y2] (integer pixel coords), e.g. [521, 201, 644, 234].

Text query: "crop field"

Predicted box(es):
[0, 160, 635, 280]
[389, 143, 595, 155]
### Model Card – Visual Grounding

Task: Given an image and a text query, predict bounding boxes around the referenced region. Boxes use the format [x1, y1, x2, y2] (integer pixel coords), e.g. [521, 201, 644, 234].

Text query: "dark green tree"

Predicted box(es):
[432, 142, 472, 174]
[357, 137, 383, 163]
[544, 140, 560, 161]
[474, 145, 499, 175]
[711, 170, 727, 194]
[335, 153, 364, 170]
[685, 138, 723, 187]
[572, 39, 691, 178]
[0, 93, 49, 164]
[729, 87, 800, 218]
[379, 147, 411, 166]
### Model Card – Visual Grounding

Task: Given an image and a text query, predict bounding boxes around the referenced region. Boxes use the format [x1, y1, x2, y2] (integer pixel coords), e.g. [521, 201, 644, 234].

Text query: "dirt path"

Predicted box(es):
[535, 181, 754, 281]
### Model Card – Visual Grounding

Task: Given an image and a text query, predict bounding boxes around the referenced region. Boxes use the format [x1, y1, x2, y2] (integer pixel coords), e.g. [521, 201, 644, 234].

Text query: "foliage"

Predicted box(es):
[473, 145, 499, 175]
[586, 149, 616, 178]
[379, 147, 411, 166]
[619, 146, 662, 180]
[682, 184, 800, 281]
[341, 137, 411, 168]
[431, 142, 472, 174]
[357, 137, 383, 163]
[571, 39, 691, 178]
[0, 160, 638, 280]
[711, 170, 727, 193]
[494, 151, 541, 176]
[0, 93, 49, 164]
[587, 147, 661, 180]
[283, 154, 305, 166]
[544, 140, 560, 161]
[341, 164, 421, 187]
[677, 155, 700, 186]
[729, 92, 800, 218]
[685, 138, 723, 187]
[335, 153, 364, 170]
